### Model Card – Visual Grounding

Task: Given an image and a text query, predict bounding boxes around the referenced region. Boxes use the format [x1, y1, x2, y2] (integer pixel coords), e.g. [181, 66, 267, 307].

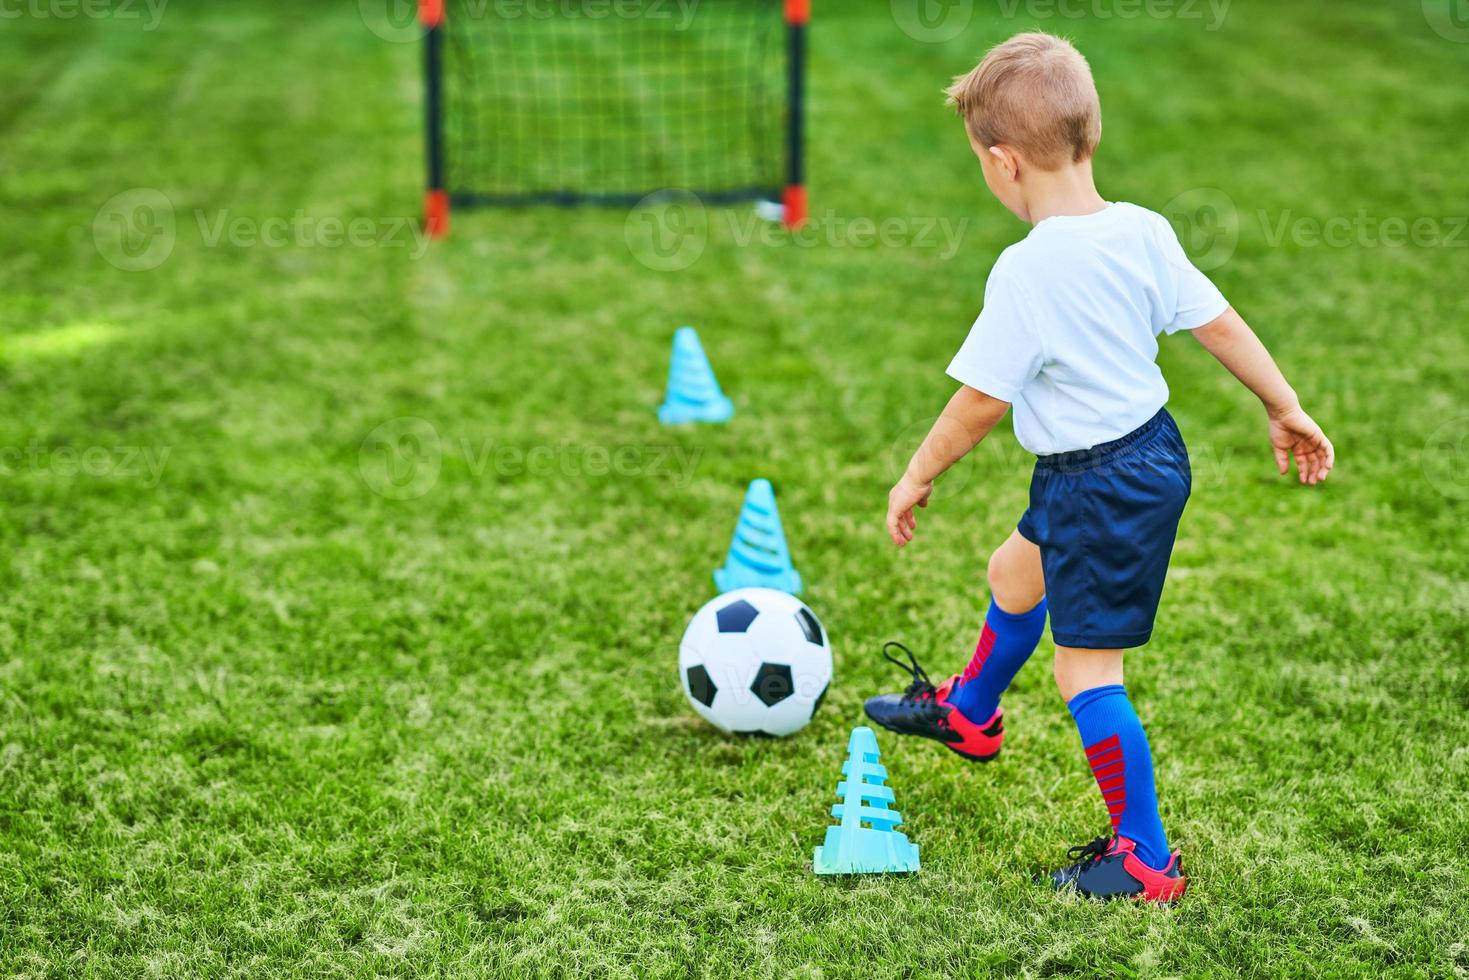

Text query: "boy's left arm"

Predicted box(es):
[1191, 307, 1335, 485]
[888, 385, 1010, 547]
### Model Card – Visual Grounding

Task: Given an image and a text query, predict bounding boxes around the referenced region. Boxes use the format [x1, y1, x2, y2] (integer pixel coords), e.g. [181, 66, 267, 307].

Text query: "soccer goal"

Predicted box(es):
[420, 0, 808, 237]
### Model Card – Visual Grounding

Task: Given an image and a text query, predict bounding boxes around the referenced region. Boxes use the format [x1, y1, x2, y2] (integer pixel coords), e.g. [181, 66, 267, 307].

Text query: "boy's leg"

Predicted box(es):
[949, 530, 1048, 724]
[862, 529, 1045, 761]
[1054, 646, 1171, 872]
[1033, 411, 1190, 900]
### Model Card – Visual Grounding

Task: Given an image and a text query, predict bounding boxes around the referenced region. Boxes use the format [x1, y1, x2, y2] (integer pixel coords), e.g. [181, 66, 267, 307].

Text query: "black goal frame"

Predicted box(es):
[420, 0, 807, 237]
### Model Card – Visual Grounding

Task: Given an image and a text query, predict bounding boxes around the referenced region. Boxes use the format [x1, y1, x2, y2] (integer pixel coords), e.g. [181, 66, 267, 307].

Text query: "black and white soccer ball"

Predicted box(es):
[678, 587, 833, 737]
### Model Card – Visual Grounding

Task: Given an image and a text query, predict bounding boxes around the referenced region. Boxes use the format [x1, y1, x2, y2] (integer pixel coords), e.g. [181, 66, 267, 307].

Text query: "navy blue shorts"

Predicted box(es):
[1016, 408, 1191, 649]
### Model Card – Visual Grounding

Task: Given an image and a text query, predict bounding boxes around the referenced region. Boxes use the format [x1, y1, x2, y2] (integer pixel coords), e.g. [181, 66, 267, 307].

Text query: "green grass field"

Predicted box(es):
[2, 1, 1467, 975]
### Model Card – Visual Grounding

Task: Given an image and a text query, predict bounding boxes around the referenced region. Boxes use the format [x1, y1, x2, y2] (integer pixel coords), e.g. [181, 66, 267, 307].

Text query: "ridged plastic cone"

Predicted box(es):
[657, 326, 734, 425]
[813, 727, 920, 875]
[713, 478, 802, 595]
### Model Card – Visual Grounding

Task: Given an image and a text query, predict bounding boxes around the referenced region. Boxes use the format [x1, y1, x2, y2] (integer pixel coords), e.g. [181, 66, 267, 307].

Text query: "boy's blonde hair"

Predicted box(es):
[944, 32, 1101, 171]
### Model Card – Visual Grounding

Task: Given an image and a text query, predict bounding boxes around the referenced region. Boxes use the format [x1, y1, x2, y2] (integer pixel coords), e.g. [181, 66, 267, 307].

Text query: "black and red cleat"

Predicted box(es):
[862, 642, 1005, 762]
[1043, 835, 1188, 902]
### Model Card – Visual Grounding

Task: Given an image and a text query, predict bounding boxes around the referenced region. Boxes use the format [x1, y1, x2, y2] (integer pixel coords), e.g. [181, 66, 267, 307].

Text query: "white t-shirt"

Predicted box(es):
[946, 202, 1228, 456]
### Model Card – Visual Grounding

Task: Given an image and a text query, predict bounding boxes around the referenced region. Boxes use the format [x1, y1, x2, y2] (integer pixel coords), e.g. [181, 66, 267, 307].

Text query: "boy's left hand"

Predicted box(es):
[886, 474, 933, 547]
[1269, 406, 1335, 485]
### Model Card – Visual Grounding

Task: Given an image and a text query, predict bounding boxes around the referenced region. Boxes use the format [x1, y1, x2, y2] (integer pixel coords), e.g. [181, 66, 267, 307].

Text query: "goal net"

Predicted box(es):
[421, 0, 807, 235]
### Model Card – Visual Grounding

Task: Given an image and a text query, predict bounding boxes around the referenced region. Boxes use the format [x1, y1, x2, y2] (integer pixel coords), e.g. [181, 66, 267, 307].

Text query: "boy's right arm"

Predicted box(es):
[1191, 307, 1335, 485]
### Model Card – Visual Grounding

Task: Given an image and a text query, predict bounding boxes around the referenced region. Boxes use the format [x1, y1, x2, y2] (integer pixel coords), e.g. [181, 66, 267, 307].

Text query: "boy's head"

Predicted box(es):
[946, 33, 1101, 197]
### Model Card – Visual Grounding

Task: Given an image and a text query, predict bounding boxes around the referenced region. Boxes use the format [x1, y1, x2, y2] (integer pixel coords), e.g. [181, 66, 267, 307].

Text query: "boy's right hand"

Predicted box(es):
[1268, 406, 1334, 485]
[886, 473, 934, 547]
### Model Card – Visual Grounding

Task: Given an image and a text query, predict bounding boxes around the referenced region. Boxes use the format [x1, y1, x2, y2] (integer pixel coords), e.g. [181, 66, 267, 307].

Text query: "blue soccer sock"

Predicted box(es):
[1067, 684, 1171, 870]
[949, 597, 1048, 723]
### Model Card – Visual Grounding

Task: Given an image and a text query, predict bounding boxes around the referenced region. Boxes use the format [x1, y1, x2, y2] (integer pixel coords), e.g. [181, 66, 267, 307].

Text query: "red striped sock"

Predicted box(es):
[949, 598, 1047, 723]
[1085, 733, 1126, 830]
[1067, 684, 1170, 870]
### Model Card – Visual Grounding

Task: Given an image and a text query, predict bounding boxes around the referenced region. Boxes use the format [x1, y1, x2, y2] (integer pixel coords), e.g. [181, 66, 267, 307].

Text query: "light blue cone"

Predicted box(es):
[713, 478, 802, 595]
[813, 727, 920, 875]
[657, 326, 734, 425]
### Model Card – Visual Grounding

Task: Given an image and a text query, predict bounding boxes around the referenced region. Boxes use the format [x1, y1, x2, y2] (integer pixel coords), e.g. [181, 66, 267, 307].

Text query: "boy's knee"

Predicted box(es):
[987, 543, 1043, 613]
[985, 548, 1007, 591]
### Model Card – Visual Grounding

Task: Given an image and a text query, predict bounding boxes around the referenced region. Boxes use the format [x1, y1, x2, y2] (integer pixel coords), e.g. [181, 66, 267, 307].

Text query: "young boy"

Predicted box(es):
[864, 33, 1333, 902]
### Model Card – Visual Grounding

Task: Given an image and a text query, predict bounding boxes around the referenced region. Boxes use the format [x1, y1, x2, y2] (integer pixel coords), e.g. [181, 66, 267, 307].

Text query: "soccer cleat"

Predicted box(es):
[1043, 834, 1187, 902]
[862, 642, 1006, 762]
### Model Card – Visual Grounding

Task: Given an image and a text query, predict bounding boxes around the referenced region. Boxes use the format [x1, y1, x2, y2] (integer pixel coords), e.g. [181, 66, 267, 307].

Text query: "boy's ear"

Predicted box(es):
[988, 145, 1020, 181]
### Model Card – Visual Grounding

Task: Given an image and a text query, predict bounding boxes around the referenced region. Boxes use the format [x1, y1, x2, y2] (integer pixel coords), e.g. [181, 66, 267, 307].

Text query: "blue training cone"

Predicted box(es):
[813, 727, 920, 875]
[713, 478, 802, 595]
[657, 326, 734, 425]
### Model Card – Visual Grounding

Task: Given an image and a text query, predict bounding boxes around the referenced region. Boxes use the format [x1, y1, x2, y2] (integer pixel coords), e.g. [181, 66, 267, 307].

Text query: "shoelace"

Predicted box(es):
[881, 641, 938, 705]
[1065, 835, 1114, 866]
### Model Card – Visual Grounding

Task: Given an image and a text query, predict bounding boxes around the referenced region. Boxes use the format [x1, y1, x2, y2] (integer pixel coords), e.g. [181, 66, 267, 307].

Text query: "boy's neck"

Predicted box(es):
[1021, 160, 1107, 226]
